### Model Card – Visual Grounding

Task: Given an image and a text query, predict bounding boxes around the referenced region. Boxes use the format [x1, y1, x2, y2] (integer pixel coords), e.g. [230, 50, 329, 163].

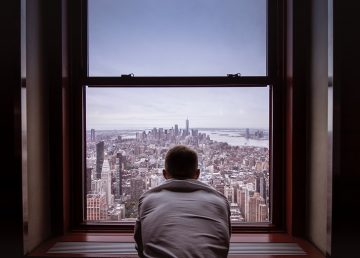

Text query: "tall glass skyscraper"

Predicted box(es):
[96, 141, 104, 179]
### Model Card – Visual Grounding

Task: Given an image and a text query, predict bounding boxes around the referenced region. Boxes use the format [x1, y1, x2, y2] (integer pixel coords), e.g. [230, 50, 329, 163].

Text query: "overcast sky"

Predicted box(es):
[86, 87, 269, 130]
[87, 0, 268, 130]
[89, 0, 266, 76]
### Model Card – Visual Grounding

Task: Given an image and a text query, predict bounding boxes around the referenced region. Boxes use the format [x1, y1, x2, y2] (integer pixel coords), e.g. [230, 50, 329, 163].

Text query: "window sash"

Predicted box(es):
[81, 0, 280, 81]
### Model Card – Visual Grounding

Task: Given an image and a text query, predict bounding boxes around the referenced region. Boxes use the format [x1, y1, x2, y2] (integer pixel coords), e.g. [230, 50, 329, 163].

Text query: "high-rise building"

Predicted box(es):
[101, 159, 113, 206]
[248, 192, 266, 222]
[237, 188, 246, 217]
[174, 124, 179, 136]
[92, 179, 103, 194]
[215, 183, 225, 195]
[248, 193, 259, 222]
[159, 128, 164, 139]
[86, 193, 107, 220]
[230, 203, 242, 222]
[255, 174, 267, 201]
[117, 153, 124, 198]
[244, 188, 251, 221]
[224, 186, 231, 201]
[186, 118, 189, 135]
[245, 128, 250, 139]
[232, 184, 239, 203]
[90, 128, 96, 142]
[86, 167, 92, 193]
[96, 141, 104, 179]
[152, 128, 158, 139]
[258, 204, 268, 222]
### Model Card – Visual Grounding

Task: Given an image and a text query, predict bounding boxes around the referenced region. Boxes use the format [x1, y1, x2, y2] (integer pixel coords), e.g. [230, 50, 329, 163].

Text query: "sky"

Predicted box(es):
[87, 0, 268, 130]
[86, 87, 269, 130]
[89, 0, 267, 76]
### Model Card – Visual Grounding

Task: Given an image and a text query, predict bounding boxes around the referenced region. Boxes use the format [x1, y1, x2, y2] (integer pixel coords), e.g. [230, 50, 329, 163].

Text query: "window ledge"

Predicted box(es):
[29, 233, 325, 258]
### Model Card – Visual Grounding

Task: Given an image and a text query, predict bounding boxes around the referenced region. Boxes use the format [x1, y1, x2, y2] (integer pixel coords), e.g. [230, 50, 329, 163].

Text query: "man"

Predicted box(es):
[134, 145, 231, 258]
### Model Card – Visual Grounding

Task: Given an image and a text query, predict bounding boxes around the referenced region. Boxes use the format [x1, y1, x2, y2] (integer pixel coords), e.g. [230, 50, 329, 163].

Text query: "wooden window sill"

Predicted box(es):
[29, 233, 325, 258]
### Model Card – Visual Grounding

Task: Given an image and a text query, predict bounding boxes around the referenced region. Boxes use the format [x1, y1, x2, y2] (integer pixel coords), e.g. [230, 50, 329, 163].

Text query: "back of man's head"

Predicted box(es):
[165, 145, 198, 179]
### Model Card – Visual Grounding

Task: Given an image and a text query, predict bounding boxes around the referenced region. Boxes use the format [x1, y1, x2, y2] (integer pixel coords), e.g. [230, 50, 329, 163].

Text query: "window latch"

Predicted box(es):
[121, 73, 135, 78]
[227, 73, 241, 78]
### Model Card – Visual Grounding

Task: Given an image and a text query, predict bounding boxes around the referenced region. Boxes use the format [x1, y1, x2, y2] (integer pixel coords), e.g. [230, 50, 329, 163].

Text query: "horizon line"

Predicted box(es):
[86, 127, 269, 131]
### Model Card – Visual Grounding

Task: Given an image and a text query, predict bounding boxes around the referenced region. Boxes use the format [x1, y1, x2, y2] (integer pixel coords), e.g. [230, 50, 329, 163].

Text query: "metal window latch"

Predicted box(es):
[227, 73, 241, 78]
[121, 73, 135, 78]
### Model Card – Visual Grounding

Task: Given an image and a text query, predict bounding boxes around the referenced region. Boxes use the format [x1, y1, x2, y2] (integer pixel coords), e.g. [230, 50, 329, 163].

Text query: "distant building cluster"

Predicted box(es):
[86, 119, 270, 223]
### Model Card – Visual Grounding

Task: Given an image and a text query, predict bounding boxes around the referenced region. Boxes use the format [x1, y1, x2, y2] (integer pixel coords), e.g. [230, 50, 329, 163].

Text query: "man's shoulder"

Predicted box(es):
[140, 179, 229, 205]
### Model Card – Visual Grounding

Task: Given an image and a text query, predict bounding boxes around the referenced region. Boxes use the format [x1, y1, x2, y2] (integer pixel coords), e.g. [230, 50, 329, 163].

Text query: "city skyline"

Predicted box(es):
[86, 87, 270, 130]
[86, 120, 270, 222]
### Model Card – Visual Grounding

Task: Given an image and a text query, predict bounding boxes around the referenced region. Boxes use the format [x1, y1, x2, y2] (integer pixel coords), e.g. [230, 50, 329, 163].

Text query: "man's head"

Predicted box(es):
[163, 145, 200, 180]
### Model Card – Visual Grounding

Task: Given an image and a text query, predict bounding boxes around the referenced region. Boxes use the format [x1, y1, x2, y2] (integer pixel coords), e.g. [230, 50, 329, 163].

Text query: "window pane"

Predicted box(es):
[88, 0, 267, 76]
[85, 86, 271, 223]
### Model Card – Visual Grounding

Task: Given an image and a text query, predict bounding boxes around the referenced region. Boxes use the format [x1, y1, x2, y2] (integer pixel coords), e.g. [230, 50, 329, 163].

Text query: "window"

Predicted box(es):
[86, 86, 270, 223]
[74, 0, 284, 230]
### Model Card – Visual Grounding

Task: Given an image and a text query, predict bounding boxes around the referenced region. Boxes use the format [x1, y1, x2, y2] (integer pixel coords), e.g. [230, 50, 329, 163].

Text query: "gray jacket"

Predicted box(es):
[134, 179, 231, 258]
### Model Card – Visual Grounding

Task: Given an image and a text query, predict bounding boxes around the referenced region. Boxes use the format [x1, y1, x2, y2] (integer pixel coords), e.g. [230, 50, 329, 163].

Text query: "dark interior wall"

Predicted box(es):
[307, 0, 328, 254]
[3, 0, 67, 254]
[24, 0, 68, 252]
[0, 0, 24, 257]
[330, 1, 360, 257]
[25, 0, 52, 252]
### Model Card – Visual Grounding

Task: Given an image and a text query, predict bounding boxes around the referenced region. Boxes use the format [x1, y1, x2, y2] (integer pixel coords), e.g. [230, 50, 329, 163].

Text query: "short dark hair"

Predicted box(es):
[165, 145, 198, 179]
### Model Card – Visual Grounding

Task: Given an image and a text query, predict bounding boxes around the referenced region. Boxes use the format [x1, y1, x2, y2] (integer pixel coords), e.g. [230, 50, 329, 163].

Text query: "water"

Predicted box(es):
[199, 130, 269, 148]
[94, 128, 269, 148]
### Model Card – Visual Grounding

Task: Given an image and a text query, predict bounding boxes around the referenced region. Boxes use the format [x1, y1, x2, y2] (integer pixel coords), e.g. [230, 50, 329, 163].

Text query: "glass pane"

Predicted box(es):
[85, 86, 270, 223]
[88, 0, 267, 76]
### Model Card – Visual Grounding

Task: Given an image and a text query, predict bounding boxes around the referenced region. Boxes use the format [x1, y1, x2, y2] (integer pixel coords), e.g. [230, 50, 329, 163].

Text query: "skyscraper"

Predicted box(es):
[174, 124, 179, 136]
[86, 193, 107, 220]
[237, 188, 246, 217]
[96, 141, 104, 179]
[248, 193, 259, 222]
[255, 173, 267, 201]
[191, 129, 198, 137]
[101, 159, 113, 206]
[186, 118, 189, 135]
[117, 153, 124, 198]
[86, 167, 93, 193]
[159, 128, 164, 140]
[258, 204, 268, 222]
[248, 192, 266, 222]
[90, 128, 96, 142]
